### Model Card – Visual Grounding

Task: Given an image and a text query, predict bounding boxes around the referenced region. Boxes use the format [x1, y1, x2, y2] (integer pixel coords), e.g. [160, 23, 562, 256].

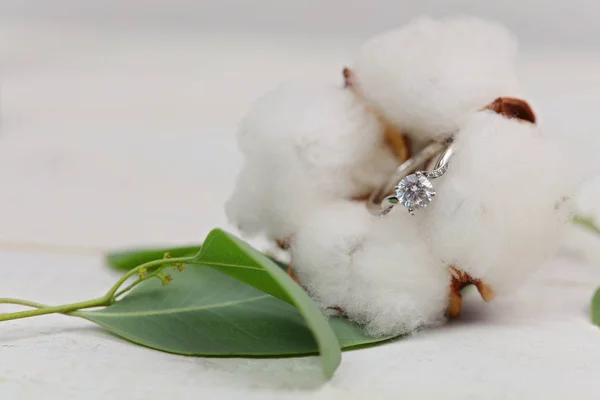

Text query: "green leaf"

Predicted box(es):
[592, 288, 600, 326]
[192, 229, 341, 378]
[97, 230, 401, 379]
[105, 243, 290, 272]
[192, 229, 296, 303]
[78, 265, 393, 378]
[106, 245, 202, 270]
[573, 215, 600, 236]
[329, 318, 397, 350]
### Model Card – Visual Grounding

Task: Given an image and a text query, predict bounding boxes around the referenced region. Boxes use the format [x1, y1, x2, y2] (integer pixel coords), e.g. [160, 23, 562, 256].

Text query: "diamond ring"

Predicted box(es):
[367, 137, 454, 216]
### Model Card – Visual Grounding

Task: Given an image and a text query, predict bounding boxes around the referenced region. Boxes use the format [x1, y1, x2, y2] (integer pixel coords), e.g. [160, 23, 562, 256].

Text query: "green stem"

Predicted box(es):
[113, 269, 161, 299]
[0, 298, 49, 309]
[573, 215, 600, 235]
[0, 256, 194, 322]
[0, 296, 108, 321]
[103, 256, 192, 300]
[113, 280, 144, 300]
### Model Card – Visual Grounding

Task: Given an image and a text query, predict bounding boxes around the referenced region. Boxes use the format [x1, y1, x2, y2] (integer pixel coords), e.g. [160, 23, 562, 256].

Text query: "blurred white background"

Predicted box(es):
[4, 0, 600, 47]
[3, 2, 600, 399]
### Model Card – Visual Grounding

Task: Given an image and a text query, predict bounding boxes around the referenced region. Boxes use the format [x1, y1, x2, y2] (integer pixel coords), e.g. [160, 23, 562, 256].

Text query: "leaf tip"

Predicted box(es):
[321, 351, 342, 381]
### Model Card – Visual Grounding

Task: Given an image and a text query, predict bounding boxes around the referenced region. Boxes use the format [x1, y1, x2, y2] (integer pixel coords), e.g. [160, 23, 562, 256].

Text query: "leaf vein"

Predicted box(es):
[201, 262, 264, 271]
[90, 295, 270, 318]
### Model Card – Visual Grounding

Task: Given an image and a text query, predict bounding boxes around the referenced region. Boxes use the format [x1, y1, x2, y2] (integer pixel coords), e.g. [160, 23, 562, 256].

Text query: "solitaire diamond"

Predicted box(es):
[395, 173, 436, 213]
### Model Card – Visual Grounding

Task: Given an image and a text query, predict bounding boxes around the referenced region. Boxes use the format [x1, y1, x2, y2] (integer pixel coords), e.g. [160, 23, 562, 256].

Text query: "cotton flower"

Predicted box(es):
[423, 105, 580, 295]
[349, 17, 520, 142]
[291, 201, 449, 337]
[225, 18, 578, 336]
[226, 80, 398, 241]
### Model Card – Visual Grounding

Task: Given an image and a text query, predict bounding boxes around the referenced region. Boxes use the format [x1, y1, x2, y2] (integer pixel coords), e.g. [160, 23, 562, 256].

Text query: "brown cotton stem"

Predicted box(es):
[447, 266, 495, 318]
[448, 288, 463, 318]
[342, 67, 412, 164]
[287, 264, 301, 285]
[484, 97, 536, 123]
[384, 125, 411, 162]
[276, 238, 292, 250]
[474, 281, 496, 302]
[343, 66, 354, 88]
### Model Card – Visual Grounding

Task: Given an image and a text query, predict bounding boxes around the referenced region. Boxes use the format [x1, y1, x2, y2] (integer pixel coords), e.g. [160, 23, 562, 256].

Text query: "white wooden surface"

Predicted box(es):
[3, 18, 600, 400]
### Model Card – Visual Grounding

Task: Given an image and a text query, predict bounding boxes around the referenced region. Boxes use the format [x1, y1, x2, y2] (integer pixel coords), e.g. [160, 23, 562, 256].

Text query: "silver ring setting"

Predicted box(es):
[368, 136, 454, 216]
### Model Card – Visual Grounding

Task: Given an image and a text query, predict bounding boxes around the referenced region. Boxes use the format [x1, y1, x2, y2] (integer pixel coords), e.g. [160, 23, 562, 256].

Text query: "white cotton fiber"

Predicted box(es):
[423, 111, 580, 295]
[225, 158, 327, 240]
[237, 80, 398, 195]
[292, 201, 449, 336]
[226, 80, 398, 240]
[351, 17, 520, 141]
[291, 201, 374, 307]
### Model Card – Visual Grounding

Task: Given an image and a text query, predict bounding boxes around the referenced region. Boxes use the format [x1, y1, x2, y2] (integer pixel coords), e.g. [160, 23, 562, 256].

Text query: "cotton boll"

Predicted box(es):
[423, 110, 580, 295]
[227, 80, 398, 239]
[351, 17, 520, 141]
[291, 201, 374, 309]
[225, 161, 270, 237]
[292, 202, 449, 336]
[345, 212, 449, 336]
[225, 157, 330, 240]
[237, 80, 398, 197]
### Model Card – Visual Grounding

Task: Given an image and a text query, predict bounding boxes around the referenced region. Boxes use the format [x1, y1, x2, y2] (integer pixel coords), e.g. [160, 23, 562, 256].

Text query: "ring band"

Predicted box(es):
[368, 136, 454, 216]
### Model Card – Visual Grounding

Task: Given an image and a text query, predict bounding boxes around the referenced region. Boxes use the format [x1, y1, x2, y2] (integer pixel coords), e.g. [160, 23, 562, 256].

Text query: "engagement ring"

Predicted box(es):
[368, 137, 454, 216]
